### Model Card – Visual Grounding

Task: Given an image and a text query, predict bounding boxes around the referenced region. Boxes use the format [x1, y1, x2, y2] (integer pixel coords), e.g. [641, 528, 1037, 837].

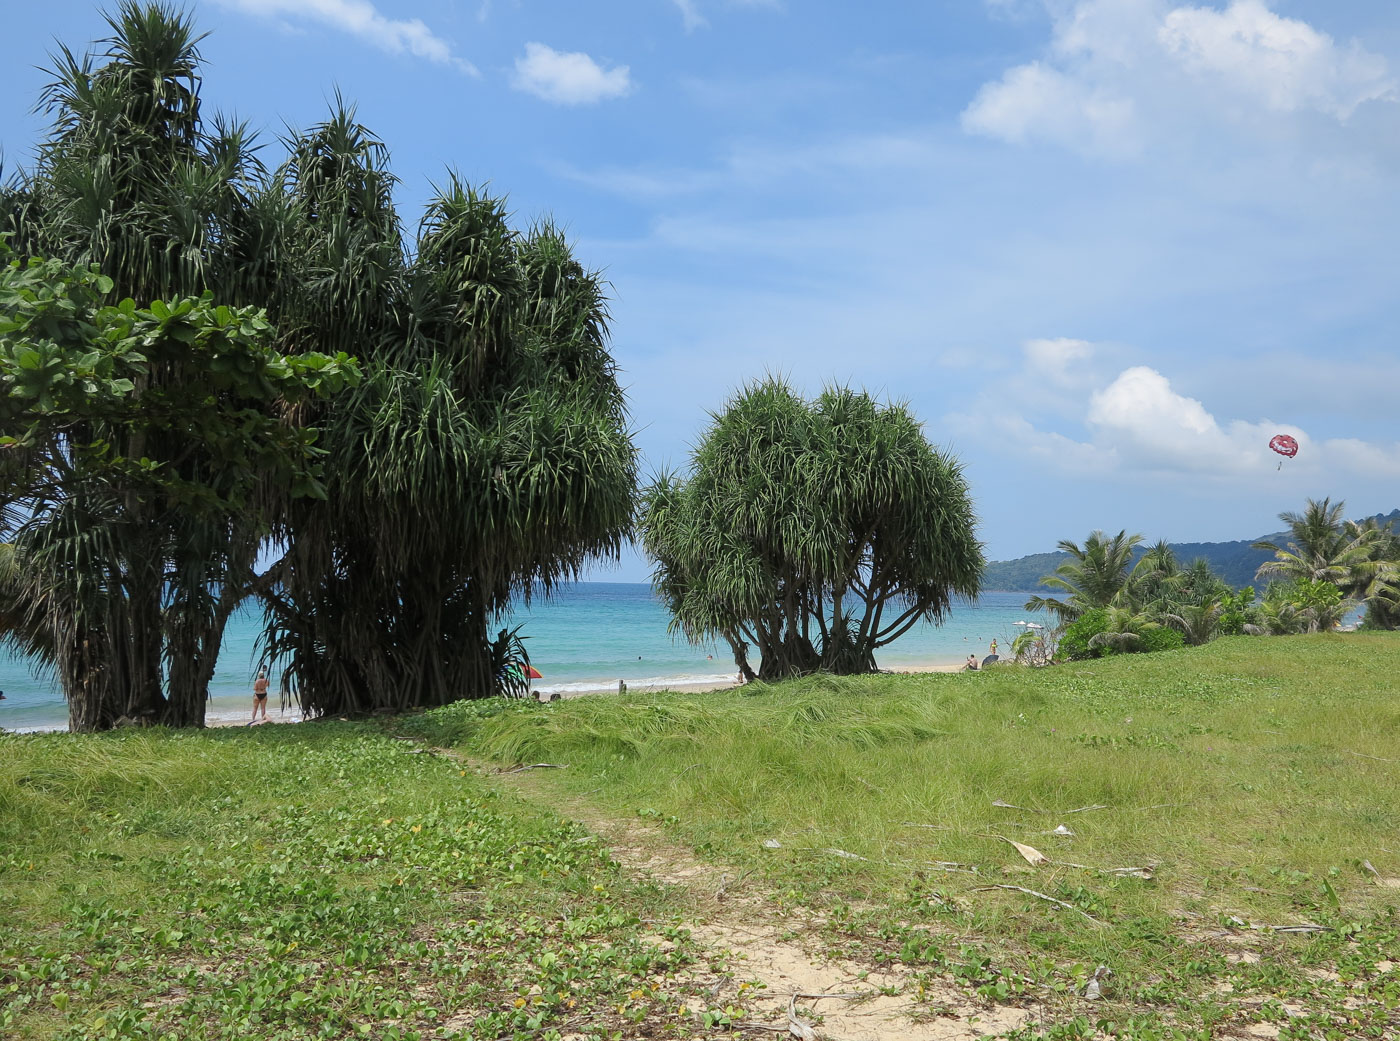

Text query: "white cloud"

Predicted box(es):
[951, 360, 1400, 482]
[1081, 366, 1400, 478]
[220, 0, 475, 73]
[673, 0, 706, 32]
[670, 0, 781, 31]
[557, 131, 939, 199]
[1159, 1, 1396, 118]
[512, 43, 632, 105]
[963, 0, 1396, 156]
[963, 61, 1139, 157]
[1024, 337, 1094, 383]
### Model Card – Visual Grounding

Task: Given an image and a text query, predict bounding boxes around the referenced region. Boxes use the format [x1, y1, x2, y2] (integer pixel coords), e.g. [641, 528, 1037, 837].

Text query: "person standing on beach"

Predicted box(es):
[250, 671, 270, 723]
[989, 638, 998, 657]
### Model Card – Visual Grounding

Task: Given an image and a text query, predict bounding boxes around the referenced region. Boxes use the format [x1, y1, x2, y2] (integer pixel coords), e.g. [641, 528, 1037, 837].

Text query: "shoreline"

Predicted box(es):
[3, 656, 974, 734]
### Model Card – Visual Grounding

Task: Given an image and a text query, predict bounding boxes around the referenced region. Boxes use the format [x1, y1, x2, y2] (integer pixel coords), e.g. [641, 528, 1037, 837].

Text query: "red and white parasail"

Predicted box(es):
[1269, 433, 1298, 470]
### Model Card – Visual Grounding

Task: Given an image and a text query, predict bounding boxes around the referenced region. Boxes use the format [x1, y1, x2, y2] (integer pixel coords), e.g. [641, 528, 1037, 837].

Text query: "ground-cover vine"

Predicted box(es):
[0, 724, 721, 1040]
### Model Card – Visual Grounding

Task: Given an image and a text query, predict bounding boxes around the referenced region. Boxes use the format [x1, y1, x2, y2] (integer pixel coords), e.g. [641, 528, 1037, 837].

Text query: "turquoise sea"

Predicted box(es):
[0, 584, 1034, 732]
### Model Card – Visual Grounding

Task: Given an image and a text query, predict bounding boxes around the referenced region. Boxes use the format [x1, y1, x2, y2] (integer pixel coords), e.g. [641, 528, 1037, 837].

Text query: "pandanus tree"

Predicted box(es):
[1, 4, 635, 725]
[639, 379, 982, 681]
[260, 168, 636, 716]
[0, 3, 323, 727]
[0, 248, 355, 729]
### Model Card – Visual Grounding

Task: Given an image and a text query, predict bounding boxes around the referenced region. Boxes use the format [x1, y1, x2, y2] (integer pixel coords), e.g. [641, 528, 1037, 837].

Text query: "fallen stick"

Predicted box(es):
[1055, 860, 1157, 879]
[805, 847, 870, 861]
[992, 799, 1111, 814]
[784, 992, 864, 1041]
[787, 994, 816, 1041]
[1349, 751, 1399, 763]
[975, 884, 1103, 924]
[502, 762, 567, 774]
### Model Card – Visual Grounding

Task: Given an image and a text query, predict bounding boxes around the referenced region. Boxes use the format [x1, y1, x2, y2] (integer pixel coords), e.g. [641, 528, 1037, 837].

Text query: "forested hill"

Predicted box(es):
[984, 509, 1400, 592]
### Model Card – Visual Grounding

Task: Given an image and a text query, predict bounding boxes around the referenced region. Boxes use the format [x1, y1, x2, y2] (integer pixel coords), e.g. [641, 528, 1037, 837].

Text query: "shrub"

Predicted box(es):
[1137, 627, 1185, 654]
[1060, 609, 1110, 660]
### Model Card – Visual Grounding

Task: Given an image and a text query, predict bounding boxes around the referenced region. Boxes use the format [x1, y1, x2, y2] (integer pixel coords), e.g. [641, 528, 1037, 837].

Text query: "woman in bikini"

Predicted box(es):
[250, 671, 270, 723]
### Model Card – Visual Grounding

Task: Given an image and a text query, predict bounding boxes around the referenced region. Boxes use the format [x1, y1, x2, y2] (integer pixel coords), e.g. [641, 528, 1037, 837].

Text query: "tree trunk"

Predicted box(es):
[64, 624, 116, 732]
[724, 631, 756, 683]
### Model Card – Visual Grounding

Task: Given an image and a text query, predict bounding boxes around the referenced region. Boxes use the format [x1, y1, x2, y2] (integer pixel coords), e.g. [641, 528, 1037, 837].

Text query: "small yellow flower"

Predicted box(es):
[677, 1005, 687, 1016]
[410, 824, 422, 833]
[459, 770, 466, 777]
[566, 998, 576, 1009]
[382, 818, 393, 826]
[513, 997, 526, 1008]
[629, 989, 645, 1000]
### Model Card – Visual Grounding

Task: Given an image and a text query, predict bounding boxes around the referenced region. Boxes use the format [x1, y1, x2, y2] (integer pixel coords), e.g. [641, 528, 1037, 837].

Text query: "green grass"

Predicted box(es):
[5, 635, 1399, 1039]
[0, 723, 722, 1040]
[407, 633, 1400, 1038]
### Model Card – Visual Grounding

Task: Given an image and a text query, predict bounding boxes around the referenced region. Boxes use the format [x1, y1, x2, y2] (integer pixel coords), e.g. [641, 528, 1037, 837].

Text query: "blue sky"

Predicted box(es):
[6, 1, 1400, 582]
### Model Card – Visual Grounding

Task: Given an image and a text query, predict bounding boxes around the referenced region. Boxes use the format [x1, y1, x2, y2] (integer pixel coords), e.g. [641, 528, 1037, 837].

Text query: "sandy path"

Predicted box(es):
[463, 750, 1042, 1040]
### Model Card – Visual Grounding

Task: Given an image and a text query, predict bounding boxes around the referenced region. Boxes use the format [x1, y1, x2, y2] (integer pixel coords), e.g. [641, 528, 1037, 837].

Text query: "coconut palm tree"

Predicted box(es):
[1025, 530, 1144, 624]
[1340, 517, 1400, 630]
[1160, 599, 1224, 646]
[1253, 498, 1371, 585]
[1086, 606, 1159, 652]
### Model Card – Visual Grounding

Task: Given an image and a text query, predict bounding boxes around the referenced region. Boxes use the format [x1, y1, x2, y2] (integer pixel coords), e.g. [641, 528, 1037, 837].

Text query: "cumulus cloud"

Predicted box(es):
[1160, 1, 1395, 118]
[220, 0, 475, 73]
[953, 358, 1400, 481]
[963, 0, 1396, 156]
[512, 43, 632, 105]
[1083, 366, 1400, 477]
